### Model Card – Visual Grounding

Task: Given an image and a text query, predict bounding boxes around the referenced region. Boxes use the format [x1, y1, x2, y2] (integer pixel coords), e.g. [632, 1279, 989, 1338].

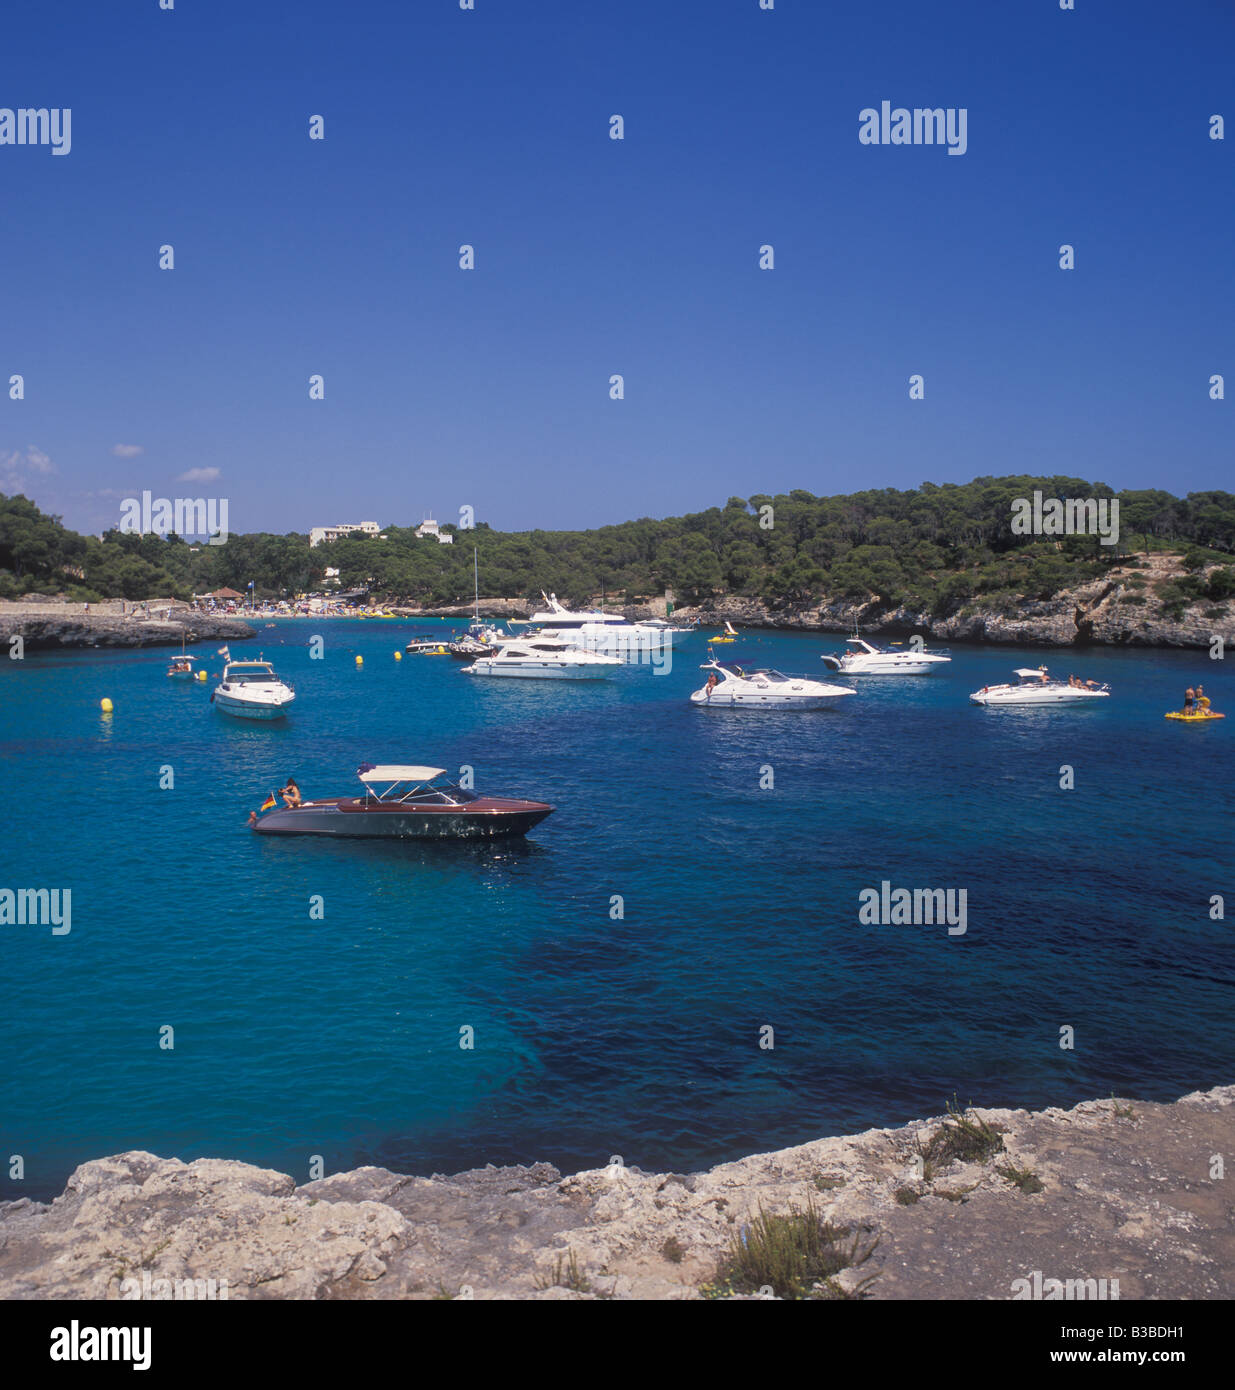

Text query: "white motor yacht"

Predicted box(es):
[970, 667, 1110, 706]
[513, 592, 680, 660]
[690, 657, 855, 709]
[461, 636, 621, 680]
[822, 635, 951, 675]
[211, 656, 296, 718]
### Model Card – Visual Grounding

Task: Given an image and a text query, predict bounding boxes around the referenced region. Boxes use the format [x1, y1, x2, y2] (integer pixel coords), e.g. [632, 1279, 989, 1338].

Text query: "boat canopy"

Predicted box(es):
[1014, 667, 1048, 678]
[357, 764, 446, 784]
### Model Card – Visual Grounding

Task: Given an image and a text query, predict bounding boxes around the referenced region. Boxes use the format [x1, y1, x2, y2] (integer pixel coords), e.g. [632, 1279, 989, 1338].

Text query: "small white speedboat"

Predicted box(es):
[404, 634, 453, 655]
[690, 657, 855, 709]
[970, 667, 1110, 706]
[461, 636, 620, 679]
[211, 657, 295, 718]
[822, 635, 951, 675]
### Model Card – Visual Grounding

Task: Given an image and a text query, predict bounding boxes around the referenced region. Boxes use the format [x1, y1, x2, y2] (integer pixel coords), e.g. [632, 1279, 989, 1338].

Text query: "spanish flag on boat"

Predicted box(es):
[260, 792, 277, 811]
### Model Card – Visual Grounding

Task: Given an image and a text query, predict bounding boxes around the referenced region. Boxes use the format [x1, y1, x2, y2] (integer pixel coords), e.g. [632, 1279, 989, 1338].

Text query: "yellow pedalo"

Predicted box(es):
[1166, 697, 1223, 722]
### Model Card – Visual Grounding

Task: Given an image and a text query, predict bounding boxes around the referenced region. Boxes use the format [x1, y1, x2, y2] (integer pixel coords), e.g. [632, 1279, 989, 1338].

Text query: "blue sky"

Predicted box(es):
[1, 0, 1231, 537]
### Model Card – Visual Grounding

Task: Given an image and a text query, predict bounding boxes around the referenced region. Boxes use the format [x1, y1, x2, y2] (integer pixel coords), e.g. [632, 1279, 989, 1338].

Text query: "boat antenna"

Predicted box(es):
[473, 547, 479, 625]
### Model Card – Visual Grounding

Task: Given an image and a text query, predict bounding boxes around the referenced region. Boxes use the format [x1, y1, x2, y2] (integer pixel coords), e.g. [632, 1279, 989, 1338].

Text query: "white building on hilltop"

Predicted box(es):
[415, 518, 454, 544]
[309, 521, 381, 547]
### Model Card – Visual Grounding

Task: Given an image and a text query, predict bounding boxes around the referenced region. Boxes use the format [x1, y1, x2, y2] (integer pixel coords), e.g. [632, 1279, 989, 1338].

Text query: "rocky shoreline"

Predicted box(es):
[1, 1083, 1230, 1300]
[0, 603, 255, 650]
[671, 555, 1231, 650]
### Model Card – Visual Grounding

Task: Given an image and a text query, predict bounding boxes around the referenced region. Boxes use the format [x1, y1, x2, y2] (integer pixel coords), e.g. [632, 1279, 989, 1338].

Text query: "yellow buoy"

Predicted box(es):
[394, 650, 402, 660]
[198, 670, 208, 681]
[355, 655, 364, 665]
[100, 697, 113, 712]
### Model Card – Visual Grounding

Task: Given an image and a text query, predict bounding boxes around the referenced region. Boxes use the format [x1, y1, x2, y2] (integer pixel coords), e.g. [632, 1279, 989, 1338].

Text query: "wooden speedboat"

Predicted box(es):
[251, 765, 554, 839]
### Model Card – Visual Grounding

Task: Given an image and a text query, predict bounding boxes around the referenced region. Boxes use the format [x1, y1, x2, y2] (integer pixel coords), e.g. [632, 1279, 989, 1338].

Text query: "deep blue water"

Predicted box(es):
[1, 620, 1232, 1200]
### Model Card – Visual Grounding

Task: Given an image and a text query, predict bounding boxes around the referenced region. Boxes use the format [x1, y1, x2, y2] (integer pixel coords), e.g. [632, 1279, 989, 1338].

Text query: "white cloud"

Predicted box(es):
[178, 467, 220, 483]
[1, 446, 57, 494]
[111, 444, 144, 458]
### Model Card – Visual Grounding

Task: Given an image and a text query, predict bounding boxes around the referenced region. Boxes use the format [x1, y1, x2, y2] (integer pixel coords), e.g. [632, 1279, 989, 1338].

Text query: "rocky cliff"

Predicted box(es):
[1, 1084, 1230, 1300]
[671, 556, 1231, 649]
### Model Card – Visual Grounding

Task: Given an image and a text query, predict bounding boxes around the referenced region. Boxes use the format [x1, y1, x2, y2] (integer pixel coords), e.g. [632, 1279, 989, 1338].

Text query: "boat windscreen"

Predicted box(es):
[367, 778, 478, 805]
[401, 785, 479, 805]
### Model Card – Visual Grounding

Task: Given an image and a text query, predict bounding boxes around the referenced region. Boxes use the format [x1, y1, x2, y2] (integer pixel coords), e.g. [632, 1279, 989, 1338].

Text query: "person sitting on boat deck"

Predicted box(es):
[279, 777, 302, 808]
[1036, 667, 1050, 683]
[1183, 686, 1196, 714]
[1067, 674, 1080, 688]
[705, 672, 718, 693]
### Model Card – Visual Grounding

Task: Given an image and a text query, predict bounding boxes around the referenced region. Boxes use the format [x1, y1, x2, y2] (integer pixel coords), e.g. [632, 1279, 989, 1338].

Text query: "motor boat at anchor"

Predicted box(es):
[460, 636, 621, 679]
[512, 592, 680, 660]
[448, 634, 491, 659]
[690, 656, 855, 709]
[404, 634, 453, 655]
[448, 618, 514, 660]
[821, 634, 951, 675]
[211, 655, 295, 719]
[250, 764, 553, 839]
[969, 668, 1110, 707]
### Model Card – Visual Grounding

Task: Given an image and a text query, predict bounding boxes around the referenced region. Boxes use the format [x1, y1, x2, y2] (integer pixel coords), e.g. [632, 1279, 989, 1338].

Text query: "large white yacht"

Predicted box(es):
[690, 657, 855, 709]
[822, 634, 951, 675]
[211, 656, 295, 719]
[970, 668, 1110, 706]
[460, 636, 621, 680]
[513, 593, 681, 660]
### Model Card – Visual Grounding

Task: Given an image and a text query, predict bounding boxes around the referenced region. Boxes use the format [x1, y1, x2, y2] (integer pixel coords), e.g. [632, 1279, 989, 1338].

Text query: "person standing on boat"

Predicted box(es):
[1184, 686, 1196, 714]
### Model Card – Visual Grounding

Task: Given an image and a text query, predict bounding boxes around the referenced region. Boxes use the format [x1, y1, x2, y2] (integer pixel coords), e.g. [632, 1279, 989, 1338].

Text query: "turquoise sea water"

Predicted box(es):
[1, 620, 1231, 1199]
